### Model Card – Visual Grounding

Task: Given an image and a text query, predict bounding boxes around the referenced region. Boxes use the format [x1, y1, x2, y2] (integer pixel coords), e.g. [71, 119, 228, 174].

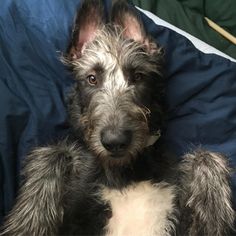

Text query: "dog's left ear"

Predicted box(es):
[111, 0, 159, 54]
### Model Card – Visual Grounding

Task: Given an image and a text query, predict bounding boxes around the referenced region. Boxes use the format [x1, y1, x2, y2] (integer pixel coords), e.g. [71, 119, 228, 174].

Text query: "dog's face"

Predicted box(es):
[65, 0, 164, 165]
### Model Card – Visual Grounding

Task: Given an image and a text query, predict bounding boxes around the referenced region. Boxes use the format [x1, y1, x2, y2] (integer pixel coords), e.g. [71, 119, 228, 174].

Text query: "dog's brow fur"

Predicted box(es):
[70, 26, 161, 79]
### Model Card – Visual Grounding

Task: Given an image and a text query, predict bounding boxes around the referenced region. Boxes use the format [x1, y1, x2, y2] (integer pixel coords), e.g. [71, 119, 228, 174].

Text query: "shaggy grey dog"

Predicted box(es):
[1, 0, 234, 235]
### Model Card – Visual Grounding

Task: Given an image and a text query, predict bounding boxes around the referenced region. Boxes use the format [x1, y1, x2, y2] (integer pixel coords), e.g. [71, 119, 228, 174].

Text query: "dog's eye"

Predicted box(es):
[133, 73, 142, 82]
[87, 75, 97, 85]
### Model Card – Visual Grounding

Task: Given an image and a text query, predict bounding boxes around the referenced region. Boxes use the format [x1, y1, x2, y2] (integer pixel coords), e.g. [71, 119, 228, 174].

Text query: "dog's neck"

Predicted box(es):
[91, 147, 171, 190]
[89, 154, 152, 189]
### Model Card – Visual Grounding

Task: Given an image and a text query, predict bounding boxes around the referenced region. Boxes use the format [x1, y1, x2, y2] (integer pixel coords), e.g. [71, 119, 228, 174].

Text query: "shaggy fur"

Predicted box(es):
[0, 0, 234, 235]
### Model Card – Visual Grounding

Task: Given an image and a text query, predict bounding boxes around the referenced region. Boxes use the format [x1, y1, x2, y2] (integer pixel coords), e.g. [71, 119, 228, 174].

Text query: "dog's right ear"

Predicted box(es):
[67, 0, 105, 60]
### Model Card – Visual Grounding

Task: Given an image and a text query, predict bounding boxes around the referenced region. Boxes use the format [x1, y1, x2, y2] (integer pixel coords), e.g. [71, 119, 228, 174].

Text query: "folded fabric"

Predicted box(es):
[133, 0, 236, 59]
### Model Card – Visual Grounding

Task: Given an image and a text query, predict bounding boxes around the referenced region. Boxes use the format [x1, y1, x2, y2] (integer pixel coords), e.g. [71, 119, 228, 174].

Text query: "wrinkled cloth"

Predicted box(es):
[133, 0, 236, 58]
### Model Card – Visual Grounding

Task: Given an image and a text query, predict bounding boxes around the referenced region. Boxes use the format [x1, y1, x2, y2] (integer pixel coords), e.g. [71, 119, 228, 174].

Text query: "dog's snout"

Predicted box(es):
[101, 128, 132, 155]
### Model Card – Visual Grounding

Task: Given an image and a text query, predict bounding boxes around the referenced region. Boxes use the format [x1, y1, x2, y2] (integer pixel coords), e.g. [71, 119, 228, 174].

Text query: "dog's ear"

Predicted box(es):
[111, 0, 160, 55]
[111, 0, 145, 42]
[68, 0, 105, 60]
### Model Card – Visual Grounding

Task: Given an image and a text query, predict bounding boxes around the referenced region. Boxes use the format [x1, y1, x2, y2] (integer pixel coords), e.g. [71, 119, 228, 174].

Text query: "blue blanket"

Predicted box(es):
[1, 0, 236, 223]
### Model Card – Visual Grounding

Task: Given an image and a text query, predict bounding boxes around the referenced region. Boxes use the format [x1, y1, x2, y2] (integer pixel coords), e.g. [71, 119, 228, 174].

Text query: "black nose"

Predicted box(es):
[101, 128, 132, 155]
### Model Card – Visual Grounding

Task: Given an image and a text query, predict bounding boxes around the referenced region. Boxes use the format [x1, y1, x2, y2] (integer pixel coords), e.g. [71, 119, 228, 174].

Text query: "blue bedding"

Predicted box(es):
[1, 0, 236, 224]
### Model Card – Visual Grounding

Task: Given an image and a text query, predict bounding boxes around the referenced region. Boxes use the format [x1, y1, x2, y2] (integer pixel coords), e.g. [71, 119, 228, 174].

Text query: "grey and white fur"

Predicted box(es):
[0, 0, 235, 235]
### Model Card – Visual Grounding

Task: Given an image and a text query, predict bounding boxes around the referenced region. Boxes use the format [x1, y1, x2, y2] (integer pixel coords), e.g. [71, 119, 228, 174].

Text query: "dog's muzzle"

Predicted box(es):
[100, 126, 132, 158]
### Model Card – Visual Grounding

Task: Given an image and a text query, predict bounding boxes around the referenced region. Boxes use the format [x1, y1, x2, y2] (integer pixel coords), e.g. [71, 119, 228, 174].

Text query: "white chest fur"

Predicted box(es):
[101, 181, 176, 236]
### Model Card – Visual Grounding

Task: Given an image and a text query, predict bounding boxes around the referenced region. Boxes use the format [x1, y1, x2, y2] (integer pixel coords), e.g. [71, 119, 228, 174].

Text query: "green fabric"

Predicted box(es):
[133, 0, 236, 59]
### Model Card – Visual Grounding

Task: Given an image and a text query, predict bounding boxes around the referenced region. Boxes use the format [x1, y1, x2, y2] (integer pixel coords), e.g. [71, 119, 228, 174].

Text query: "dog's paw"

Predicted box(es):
[179, 149, 235, 236]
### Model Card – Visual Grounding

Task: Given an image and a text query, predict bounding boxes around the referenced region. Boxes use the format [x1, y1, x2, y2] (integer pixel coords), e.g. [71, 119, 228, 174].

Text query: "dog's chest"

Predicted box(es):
[101, 181, 176, 236]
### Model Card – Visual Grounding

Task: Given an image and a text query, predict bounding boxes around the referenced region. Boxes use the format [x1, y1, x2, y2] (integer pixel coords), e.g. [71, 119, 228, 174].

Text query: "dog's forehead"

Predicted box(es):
[71, 26, 161, 88]
[80, 27, 146, 70]
[103, 67, 128, 89]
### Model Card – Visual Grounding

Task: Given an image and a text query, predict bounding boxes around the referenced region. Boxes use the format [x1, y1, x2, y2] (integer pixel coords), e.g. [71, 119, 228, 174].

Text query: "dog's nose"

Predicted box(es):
[100, 128, 132, 155]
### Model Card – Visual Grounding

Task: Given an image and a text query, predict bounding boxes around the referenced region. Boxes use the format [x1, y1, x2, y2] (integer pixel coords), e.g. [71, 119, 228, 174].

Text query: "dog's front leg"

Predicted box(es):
[178, 149, 235, 236]
[0, 142, 80, 236]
